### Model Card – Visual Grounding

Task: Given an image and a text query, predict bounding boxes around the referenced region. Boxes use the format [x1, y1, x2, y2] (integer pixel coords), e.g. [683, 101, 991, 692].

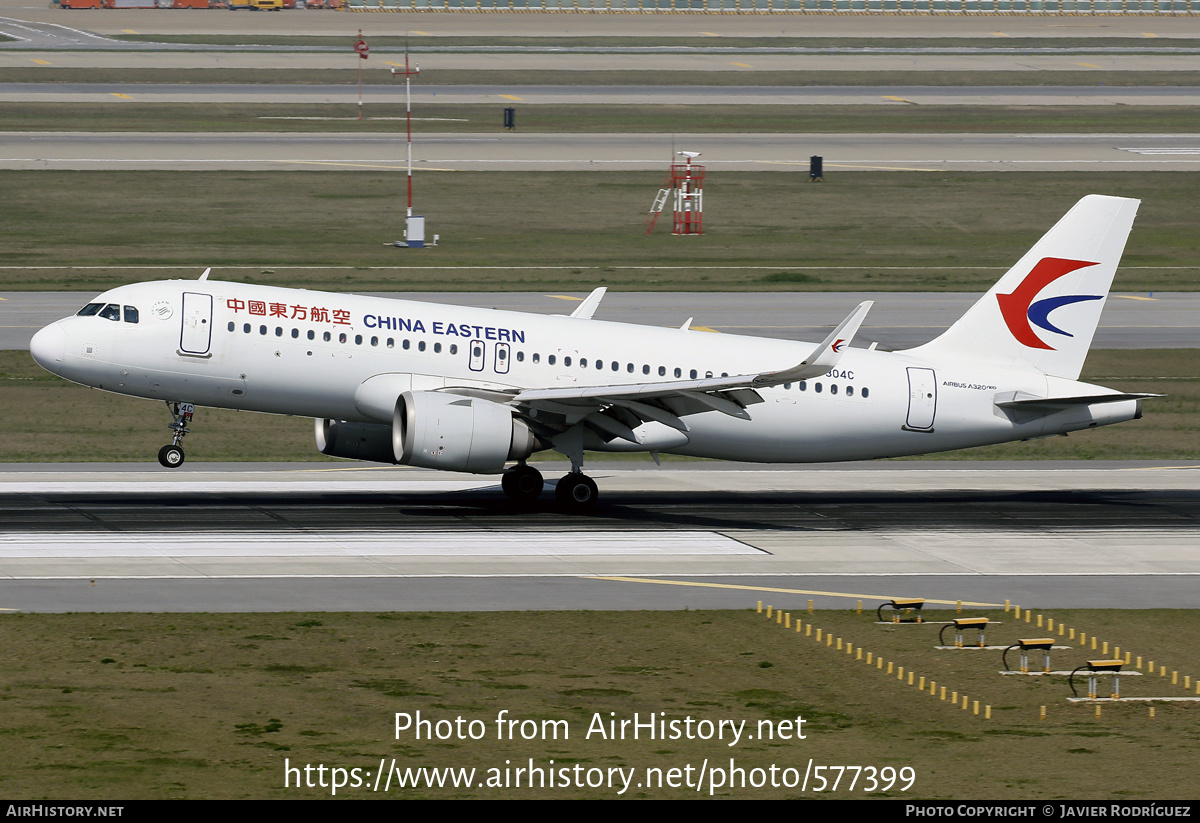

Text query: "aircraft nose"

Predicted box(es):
[29, 322, 66, 371]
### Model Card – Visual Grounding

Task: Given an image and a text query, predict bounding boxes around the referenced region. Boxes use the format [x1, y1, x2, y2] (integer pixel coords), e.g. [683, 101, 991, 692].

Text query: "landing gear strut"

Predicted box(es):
[158, 401, 194, 469]
[501, 463, 544, 502]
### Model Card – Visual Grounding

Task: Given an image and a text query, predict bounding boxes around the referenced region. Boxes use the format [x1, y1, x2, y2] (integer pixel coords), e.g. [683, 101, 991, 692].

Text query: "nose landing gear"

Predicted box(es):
[158, 401, 195, 468]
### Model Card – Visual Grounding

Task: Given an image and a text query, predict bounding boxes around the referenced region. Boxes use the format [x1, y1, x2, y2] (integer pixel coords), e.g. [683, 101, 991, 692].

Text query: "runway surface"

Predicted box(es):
[0, 462, 1197, 612]
[4, 290, 1194, 351]
[7, 131, 1200, 171]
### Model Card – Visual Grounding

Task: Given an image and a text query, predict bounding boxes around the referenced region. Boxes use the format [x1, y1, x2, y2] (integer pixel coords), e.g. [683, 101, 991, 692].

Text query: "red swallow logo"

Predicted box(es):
[996, 257, 1102, 350]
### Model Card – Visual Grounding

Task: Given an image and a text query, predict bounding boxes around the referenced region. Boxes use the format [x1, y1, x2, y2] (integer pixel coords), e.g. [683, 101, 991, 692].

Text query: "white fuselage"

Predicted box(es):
[31, 279, 1139, 467]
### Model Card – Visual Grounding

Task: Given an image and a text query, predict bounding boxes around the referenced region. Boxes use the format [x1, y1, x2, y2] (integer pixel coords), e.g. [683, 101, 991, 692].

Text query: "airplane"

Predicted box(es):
[28, 194, 1154, 510]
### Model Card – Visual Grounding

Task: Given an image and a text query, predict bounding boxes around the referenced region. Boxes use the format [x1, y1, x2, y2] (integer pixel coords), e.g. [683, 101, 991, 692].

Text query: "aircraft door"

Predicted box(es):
[179, 292, 213, 355]
[905, 367, 937, 431]
[494, 342, 510, 375]
[468, 339, 485, 372]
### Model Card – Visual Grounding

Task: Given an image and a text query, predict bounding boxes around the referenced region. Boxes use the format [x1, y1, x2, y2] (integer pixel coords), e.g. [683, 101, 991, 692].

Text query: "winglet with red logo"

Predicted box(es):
[905, 195, 1139, 381]
[753, 300, 873, 387]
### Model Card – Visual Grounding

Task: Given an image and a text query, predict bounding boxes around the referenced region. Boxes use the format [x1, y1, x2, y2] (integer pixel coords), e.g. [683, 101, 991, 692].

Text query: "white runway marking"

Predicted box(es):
[0, 530, 758, 560]
[3, 479, 494, 494]
[1119, 147, 1200, 155]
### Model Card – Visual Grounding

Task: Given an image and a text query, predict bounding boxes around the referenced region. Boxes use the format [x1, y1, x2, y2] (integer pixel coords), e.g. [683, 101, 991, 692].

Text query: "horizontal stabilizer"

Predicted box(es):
[995, 391, 1160, 411]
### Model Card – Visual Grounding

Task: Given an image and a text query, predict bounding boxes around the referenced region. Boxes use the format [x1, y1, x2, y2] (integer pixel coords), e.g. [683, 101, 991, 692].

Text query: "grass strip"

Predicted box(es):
[2, 102, 1198, 135]
[0, 170, 1197, 293]
[0, 608, 1197, 798]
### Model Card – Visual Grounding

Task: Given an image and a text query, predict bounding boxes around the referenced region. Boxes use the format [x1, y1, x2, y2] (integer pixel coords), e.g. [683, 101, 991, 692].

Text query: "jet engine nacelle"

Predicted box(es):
[315, 418, 397, 464]
[394, 390, 536, 473]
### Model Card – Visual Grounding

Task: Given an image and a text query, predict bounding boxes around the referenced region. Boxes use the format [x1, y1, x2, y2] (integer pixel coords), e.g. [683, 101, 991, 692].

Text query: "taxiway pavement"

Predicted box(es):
[5, 7, 1200, 40]
[5, 131, 1200, 172]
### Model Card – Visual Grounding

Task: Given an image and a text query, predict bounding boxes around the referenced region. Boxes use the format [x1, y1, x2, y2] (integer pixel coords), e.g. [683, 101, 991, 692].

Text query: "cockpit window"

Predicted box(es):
[123, 306, 139, 324]
[98, 303, 121, 322]
[76, 303, 103, 317]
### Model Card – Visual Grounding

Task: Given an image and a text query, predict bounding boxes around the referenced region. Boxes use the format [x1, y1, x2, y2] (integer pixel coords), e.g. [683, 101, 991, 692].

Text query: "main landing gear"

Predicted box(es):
[555, 473, 598, 510]
[501, 463, 544, 502]
[158, 401, 195, 469]
[500, 464, 599, 511]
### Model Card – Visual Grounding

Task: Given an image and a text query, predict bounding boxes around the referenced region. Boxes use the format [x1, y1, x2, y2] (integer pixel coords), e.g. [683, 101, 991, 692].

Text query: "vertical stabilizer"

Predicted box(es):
[906, 195, 1140, 380]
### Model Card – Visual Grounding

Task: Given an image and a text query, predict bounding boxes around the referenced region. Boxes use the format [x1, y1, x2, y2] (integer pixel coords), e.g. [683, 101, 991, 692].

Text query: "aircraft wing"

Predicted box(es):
[445, 301, 873, 443]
